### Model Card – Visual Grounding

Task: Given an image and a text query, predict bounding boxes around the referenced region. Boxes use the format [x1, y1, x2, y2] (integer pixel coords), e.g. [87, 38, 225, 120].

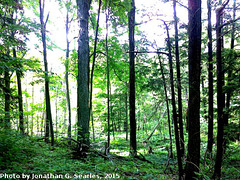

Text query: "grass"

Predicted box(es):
[0, 129, 239, 179]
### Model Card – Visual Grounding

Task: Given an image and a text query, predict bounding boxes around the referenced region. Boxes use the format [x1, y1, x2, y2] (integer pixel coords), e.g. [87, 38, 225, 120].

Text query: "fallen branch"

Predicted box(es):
[135, 153, 153, 164]
[143, 108, 167, 143]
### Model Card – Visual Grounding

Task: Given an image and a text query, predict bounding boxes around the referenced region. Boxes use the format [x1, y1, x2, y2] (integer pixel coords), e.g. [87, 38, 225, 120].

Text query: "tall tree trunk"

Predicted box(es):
[31, 83, 34, 136]
[65, 2, 72, 145]
[124, 92, 128, 141]
[13, 48, 24, 133]
[128, 0, 137, 156]
[39, 0, 54, 146]
[206, 0, 214, 153]
[173, 0, 184, 158]
[4, 65, 11, 128]
[25, 85, 29, 134]
[224, 0, 236, 140]
[158, 54, 173, 158]
[106, 6, 110, 154]
[89, 0, 101, 142]
[76, 0, 91, 147]
[164, 21, 183, 179]
[185, 0, 201, 179]
[55, 88, 58, 140]
[213, 1, 229, 178]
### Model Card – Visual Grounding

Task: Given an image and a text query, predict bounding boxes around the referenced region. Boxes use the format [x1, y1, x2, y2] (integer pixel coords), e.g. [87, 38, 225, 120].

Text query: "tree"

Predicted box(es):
[185, 0, 201, 179]
[106, 3, 111, 155]
[224, 0, 236, 140]
[128, 0, 137, 156]
[164, 21, 183, 179]
[4, 56, 11, 128]
[89, 0, 102, 142]
[65, 0, 72, 145]
[76, 0, 91, 147]
[0, 0, 26, 130]
[173, 0, 184, 157]
[157, 54, 173, 158]
[206, 0, 214, 154]
[13, 48, 24, 133]
[213, 0, 230, 178]
[39, 0, 54, 146]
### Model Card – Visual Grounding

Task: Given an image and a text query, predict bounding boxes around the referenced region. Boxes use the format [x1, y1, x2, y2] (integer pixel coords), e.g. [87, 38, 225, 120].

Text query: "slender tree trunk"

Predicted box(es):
[25, 85, 29, 134]
[173, 0, 184, 158]
[13, 48, 24, 133]
[224, 0, 236, 140]
[106, 6, 110, 154]
[37, 114, 39, 135]
[89, 0, 101, 142]
[76, 0, 91, 147]
[213, 1, 229, 178]
[55, 88, 58, 140]
[39, 0, 54, 146]
[206, 0, 214, 153]
[4, 66, 11, 128]
[110, 85, 115, 140]
[128, 0, 137, 156]
[31, 83, 34, 136]
[65, 3, 72, 145]
[125, 93, 128, 141]
[185, 0, 201, 179]
[158, 55, 173, 158]
[164, 21, 183, 179]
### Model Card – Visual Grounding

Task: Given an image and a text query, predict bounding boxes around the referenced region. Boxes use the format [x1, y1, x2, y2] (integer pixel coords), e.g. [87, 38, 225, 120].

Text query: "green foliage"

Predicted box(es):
[0, 129, 32, 169]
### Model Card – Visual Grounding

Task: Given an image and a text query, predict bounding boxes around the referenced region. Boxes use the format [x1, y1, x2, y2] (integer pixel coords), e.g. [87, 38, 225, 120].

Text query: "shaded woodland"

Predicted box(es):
[0, 0, 239, 179]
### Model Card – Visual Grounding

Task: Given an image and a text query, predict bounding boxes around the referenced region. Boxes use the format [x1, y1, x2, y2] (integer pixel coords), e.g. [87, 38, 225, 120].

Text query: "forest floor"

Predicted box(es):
[0, 129, 239, 180]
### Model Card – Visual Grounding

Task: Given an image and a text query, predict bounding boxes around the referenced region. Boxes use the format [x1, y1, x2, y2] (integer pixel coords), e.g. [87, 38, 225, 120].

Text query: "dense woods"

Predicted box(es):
[0, 0, 239, 179]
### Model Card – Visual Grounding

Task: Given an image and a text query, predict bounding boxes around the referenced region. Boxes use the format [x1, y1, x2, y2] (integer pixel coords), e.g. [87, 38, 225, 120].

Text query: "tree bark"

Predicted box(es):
[224, 0, 236, 141]
[213, 0, 229, 178]
[39, 0, 54, 146]
[13, 48, 24, 133]
[164, 21, 183, 179]
[4, 64, 11, 128]
[65, 2, 72, 145]
[128, 0, 137, 156]
[106, 5, 110, 154]
[158, 54, 173, 158]
[124, 93, 128, 141]
[185, 0, 201, 179]
[89, 0, 101, 142]
[76, 0, 91, 147]
[173, 0, 184, 157]
[206, 0, 214, 154]
[31, 83, 34, 136]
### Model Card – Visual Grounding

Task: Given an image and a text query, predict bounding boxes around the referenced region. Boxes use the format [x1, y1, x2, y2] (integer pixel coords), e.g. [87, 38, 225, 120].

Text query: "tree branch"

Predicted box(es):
[44, 12, 50, 28]
[220, 17, 240, 29]
[126, 51, 169, 56]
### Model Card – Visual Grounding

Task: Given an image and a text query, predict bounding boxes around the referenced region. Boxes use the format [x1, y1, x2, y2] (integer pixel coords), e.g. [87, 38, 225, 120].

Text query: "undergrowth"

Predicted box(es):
[0, 129, 239, 179]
